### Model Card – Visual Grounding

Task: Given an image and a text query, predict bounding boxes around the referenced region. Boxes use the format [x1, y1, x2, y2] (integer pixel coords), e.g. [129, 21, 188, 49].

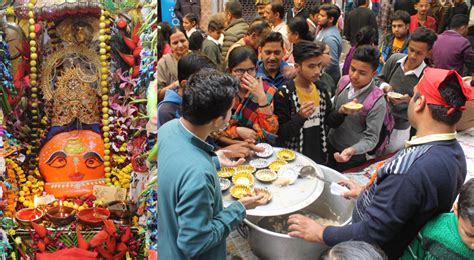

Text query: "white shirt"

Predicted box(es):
[380, 55, 426, 90]
[207, 35, 220, 46]
[272, 21, 293, 58]
[186, 27, 197, 38]
[348, 80, 374, 100]
[469, 6, 474, 28]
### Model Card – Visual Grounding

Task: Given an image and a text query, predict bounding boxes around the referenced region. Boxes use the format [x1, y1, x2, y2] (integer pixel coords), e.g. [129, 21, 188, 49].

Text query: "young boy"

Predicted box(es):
[328, 45, 388, 171]
[401, 179, 474, 259]
[409, 0, 437, 32]
[274, 40, 348, 165]
[378, 10, 410, 73]
[202, 20, 225, 68]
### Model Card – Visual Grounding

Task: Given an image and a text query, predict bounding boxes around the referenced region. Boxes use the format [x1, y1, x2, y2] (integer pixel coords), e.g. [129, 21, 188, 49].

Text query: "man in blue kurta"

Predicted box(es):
[157, 69, 267, 259]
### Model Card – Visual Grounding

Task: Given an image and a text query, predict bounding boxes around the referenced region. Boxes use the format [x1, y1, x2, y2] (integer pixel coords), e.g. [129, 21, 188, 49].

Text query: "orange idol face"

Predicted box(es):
[39, 130, 106, 198]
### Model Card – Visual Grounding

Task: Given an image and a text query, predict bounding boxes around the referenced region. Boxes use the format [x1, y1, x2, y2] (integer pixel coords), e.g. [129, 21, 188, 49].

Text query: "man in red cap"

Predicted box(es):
[287, 68, 474, 259]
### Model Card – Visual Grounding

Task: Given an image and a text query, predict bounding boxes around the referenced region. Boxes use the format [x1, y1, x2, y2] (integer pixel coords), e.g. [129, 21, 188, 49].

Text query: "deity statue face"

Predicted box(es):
[73, 22, 94, 44]
[39, 130, 106, 198]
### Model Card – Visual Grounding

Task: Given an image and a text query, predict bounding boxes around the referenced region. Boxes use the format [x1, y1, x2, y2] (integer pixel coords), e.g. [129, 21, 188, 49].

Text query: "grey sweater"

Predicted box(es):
[376, 53, 424, 129]
[328, 81, 387, 154]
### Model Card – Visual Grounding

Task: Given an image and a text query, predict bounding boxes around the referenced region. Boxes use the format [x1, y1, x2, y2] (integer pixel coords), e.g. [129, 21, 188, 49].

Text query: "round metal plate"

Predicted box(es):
[223, 147, 325, 217]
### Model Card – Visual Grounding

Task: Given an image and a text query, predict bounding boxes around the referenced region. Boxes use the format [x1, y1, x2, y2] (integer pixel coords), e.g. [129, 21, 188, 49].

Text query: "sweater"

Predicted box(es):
[328, 80, 387, 155]
[202, 37, 222, 68]
[343, 7, 379, 45]
[401, 213, 474, 259]
[156, 53, 178, 89]
[221, 18, 249, 64]
[432, 30, 474, 76]
[286, 7, 309, 22]
[157, 89, 182, 128]
[323, 139, 467, 259]
[157, 119, 246, 259]
[316, 26, 342, 84]
[376, 53, 425, 129]
[274, 80, 345, 164]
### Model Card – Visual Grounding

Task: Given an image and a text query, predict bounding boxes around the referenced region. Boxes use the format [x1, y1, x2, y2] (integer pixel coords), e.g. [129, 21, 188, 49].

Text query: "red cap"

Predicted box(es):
[416, 68, 474, 114]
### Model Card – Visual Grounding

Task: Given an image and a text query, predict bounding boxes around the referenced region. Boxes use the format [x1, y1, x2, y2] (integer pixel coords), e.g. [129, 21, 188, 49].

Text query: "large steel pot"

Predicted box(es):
[241, 165, 356, 259]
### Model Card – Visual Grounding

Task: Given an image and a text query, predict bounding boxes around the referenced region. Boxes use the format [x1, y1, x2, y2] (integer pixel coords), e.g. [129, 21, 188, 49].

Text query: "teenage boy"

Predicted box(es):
[328, 45, 388, 171]
[316, 4, 343, 85]
[274, 40, 347, 164]
[202, 20, 225, 68]
[409, 0, 437, 32]
[377, 27, 437, 153]
[287, 67, 473, 259]
[158, 69, 267, 259]
[401, 178, 474, 259]
[378, 10, 411, 73]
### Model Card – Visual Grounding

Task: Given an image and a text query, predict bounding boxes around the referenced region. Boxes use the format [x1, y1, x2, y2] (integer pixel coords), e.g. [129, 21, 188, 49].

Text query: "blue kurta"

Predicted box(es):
[158, 119, 246, 259]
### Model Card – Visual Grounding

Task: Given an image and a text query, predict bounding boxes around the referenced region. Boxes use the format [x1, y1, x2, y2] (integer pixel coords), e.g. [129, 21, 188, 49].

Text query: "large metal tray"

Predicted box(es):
[223, 147, 325, 217]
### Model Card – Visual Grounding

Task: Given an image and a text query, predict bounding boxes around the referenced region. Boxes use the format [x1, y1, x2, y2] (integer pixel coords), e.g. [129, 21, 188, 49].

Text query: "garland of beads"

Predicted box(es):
[28, 0, 40, 175]
[99, 10, 112, 182]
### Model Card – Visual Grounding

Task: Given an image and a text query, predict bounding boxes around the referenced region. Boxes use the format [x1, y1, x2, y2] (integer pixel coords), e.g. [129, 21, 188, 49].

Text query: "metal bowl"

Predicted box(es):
[219, 178, 231, 191]
[255, 169, 277, 183]
[255, 143, 273, 158]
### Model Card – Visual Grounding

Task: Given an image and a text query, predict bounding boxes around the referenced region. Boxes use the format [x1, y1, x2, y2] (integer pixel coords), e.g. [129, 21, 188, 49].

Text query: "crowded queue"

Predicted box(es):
[158, 0, 474, 259]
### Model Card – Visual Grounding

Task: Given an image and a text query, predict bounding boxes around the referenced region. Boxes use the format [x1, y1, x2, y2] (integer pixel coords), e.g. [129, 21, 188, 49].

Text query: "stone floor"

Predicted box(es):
[226, 229, 259, 260]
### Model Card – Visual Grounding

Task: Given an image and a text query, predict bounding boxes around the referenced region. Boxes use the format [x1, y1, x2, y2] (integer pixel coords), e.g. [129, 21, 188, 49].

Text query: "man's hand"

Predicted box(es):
[338, 98, 360, 115]
[337, 179, 364, 199]
[282, 66, 297, 79]
[236, 127, 258, 142]
[298, 101, 315, 118]
[334, 147, 356, 163]
[239, 194, 267, 209]
[287, 214, 325, 242]
[382, 84, 393, 93]
[387, 94, 410, 105]
[215, 150, 245, 167]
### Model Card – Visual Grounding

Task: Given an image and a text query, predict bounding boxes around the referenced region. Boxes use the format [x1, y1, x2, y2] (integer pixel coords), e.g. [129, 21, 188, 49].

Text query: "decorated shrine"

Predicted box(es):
[0, 0, 157, 258]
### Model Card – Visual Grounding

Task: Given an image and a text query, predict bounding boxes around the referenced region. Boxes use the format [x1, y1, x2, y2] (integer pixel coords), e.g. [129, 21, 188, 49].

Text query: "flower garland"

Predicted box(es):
[6, 159, 43, 209]
[28, 0, 40, 176]
[99, 10, 112, 180]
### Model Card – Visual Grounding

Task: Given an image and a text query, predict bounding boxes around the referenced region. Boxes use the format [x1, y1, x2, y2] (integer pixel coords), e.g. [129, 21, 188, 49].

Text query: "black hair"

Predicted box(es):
[390, 10, 411, 25]
[228, 46, 258, 70]
[182, 69, 239, 125]
[170, 26, 186, 38]
[409, 27, 438, 50]
[450, 14, 469, 29]
[293, 40, 323, 64]
[260, 31, 284, 48]
[247, 19, 271, 36]
[321, 241, 385, 260]
[319, 4, 341, 25]
[158, 22, 172, 60]
[178, 53, 216, 83]
[271, 3, 286, 20]
[188, 31, 204, 52]
[225, 0, 243, 18]
[426, 73, 466, 126]
[458, 178, 474, 226]
[352, 45, 380, 71]
[288, 17, 314, 41]
[356, 0, 368, 7]
[183, 13, 199, 28]
[208, 20, 224, 32]
[355, 26, 378, 47]
[308, 4, 320, 16]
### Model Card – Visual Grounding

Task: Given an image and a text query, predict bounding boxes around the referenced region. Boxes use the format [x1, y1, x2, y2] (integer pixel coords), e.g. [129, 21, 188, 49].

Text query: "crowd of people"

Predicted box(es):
[158, 0, 474, 259]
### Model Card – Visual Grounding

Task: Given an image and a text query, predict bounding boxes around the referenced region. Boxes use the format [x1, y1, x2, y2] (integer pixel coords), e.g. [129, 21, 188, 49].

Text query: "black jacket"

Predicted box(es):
[274, 79, 345, 164]
[344, 7, 379, 45]
[286, 7, 309, 22]
[174, 0, 201, 21]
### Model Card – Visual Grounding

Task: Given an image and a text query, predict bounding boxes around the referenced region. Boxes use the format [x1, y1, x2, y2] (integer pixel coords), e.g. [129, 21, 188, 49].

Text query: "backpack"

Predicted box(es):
[336, 75, 395, 155]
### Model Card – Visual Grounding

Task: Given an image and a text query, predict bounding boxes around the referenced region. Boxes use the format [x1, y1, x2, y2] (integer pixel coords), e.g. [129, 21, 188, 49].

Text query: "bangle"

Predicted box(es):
[258, 102, 271, 108]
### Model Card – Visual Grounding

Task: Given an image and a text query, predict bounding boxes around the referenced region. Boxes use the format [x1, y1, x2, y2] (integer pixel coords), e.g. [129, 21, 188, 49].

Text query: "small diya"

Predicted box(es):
[108, 201, 137, 225]
[15, 208, 44, 226]
[46, 203, 76, 226]
[252, 187, 273, 203]
[77, 207, 110, 227]
[255, 169, 278, 183]
[230, 185, 251, 199]
[217, 167, 236, 178]
[235, 165, 256, 175]
[255, 143, 273, 158]
[276, 149, 296, 161]
[232, 172, 254, 186]
[219, 178, 231, 191]
[249, 158, 270, 169]
[268, 160, 288, 172]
